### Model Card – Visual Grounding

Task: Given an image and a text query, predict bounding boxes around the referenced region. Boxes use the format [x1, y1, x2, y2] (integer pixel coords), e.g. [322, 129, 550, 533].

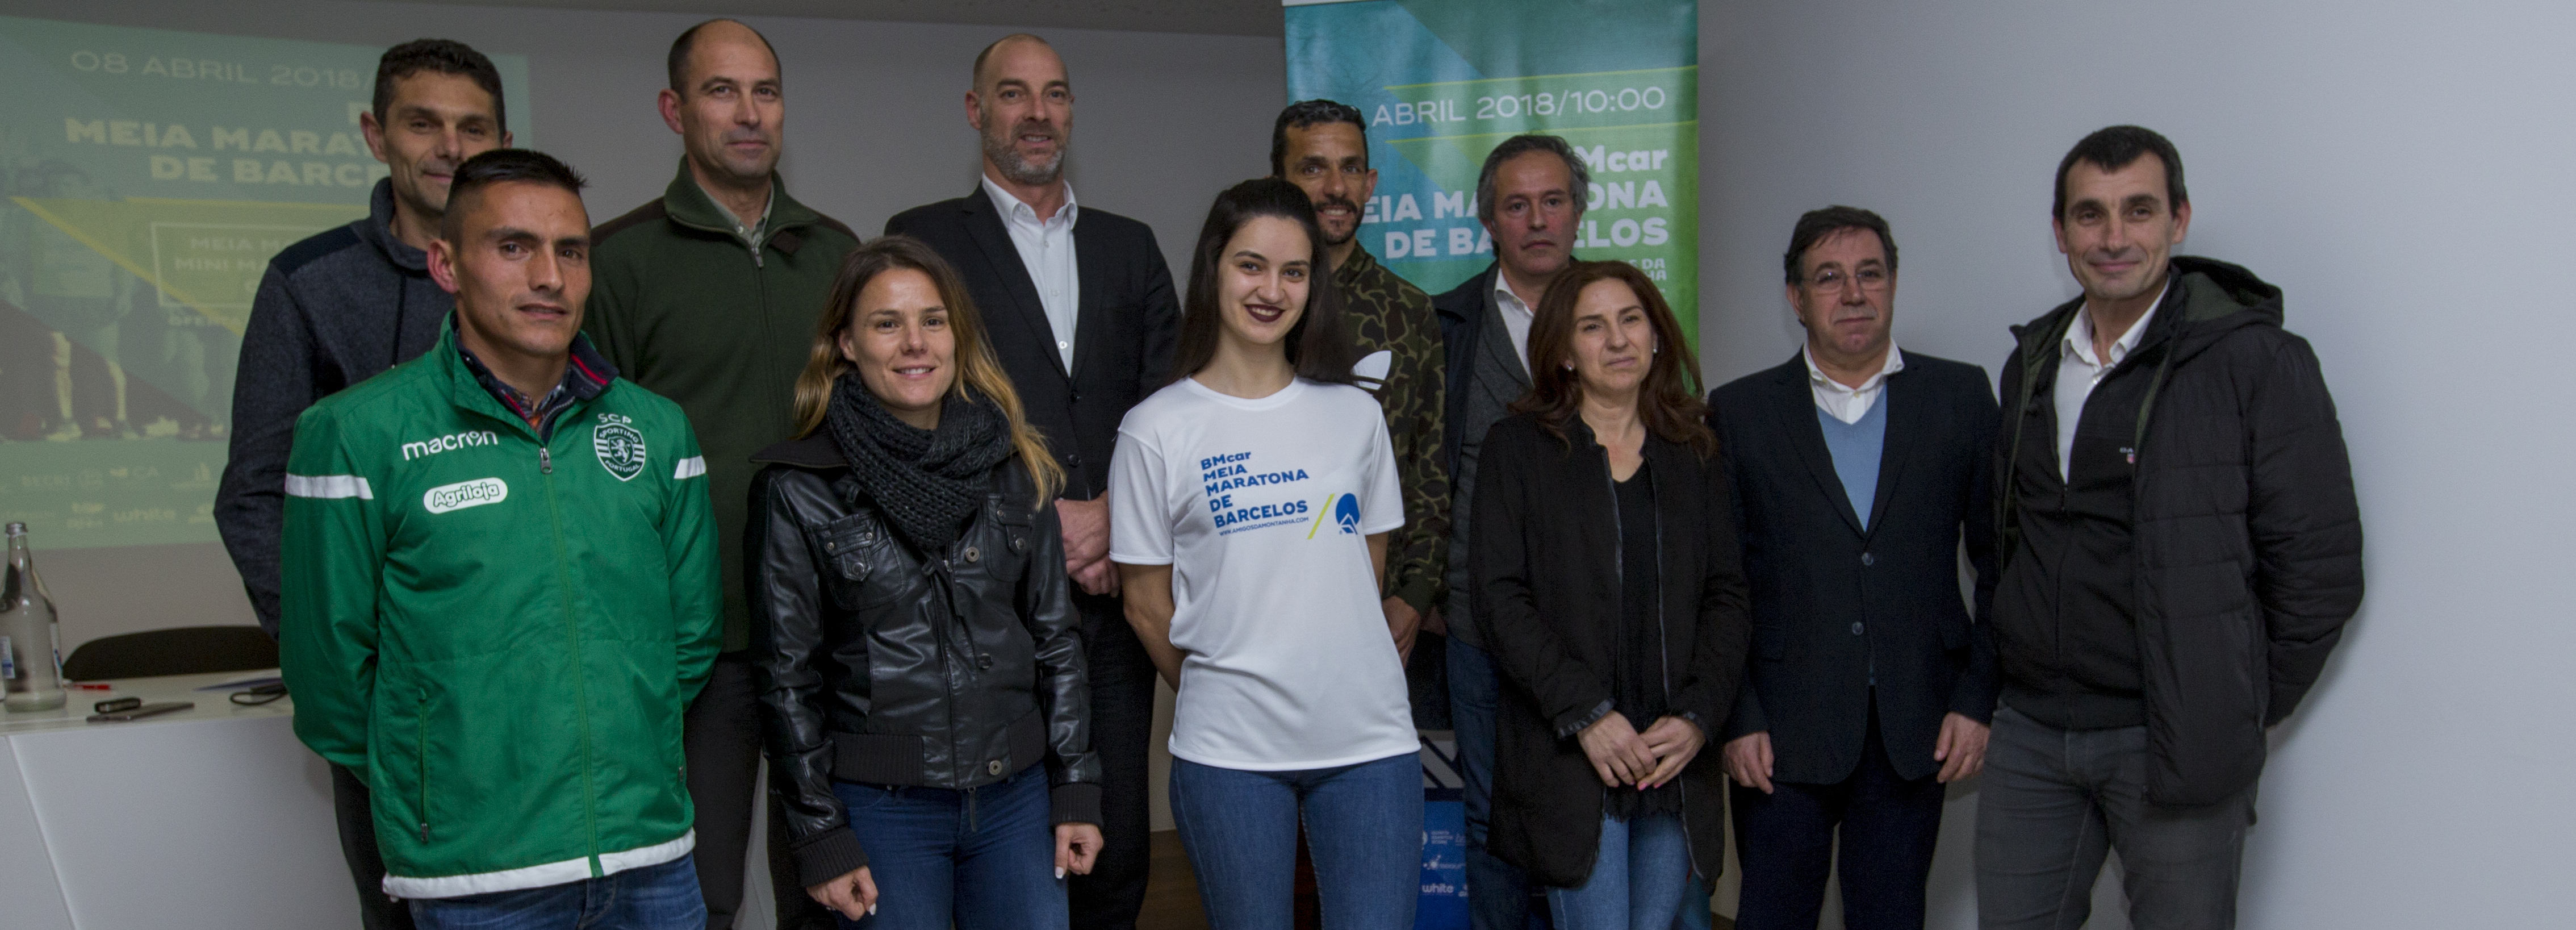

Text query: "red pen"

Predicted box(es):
[69, 682, 115, 690]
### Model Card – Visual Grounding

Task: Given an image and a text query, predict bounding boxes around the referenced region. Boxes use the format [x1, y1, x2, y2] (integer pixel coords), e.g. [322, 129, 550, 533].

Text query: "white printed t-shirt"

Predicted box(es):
[1108, 376, 1415, 771]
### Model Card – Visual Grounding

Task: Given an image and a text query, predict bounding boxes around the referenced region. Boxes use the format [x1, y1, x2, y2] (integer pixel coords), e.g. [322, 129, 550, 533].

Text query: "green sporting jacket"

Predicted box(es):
[278, 326, 723, 898]
[584, 162, 860, 653]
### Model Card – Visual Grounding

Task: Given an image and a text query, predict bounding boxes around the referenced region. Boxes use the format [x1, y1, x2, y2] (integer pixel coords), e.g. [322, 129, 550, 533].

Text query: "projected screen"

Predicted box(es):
[0, 16, 530, 549]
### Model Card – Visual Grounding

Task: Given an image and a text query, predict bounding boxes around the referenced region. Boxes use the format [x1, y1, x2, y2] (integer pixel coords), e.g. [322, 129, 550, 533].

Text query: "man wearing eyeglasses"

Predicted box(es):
[1707, 206, 2001, 929]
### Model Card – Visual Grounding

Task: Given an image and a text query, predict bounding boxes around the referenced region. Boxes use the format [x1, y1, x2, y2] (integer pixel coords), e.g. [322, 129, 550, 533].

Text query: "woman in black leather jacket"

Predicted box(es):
[746, 236, 1102, 929]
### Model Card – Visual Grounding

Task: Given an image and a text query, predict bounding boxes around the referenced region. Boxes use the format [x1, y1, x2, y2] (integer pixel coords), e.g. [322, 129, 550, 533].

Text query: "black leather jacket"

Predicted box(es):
[746, 432, 1101, 886]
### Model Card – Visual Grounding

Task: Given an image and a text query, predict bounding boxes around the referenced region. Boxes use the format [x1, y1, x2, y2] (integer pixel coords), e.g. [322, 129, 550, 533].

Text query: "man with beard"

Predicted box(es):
[215, 37, 512, 930]
[1269, 98, 1448, 704]
[583, 18, 860, 928]
[885, 32, 1180, 930]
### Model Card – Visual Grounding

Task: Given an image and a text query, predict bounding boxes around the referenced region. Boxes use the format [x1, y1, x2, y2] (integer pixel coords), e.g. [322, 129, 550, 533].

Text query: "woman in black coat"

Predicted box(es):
[1471, 260, 1751, 929]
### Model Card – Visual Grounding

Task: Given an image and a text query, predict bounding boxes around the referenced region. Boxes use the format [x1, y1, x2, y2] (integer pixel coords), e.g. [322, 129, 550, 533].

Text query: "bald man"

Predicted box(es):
[884, 33, 1180, 930]
[583, 18, 859, 929]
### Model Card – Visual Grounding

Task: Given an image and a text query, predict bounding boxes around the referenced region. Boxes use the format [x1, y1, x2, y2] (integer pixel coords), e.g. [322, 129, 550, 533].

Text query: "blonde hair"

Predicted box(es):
[789, 235, 1064, 506]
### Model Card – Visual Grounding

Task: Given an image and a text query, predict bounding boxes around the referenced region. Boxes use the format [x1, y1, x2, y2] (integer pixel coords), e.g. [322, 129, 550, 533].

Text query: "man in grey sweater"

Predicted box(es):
[211, 39, 511, 930]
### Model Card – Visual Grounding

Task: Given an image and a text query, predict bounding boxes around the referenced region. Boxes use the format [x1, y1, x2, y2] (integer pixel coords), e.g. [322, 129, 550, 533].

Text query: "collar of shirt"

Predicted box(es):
[694, 177, 775, 252]
[2062, 280, 2168, 371]
[1804, 344, 1905, 425]
[457, 330, 618, 440]
[1491, 273, 1536, 372]
[980, 173, 1078, 233]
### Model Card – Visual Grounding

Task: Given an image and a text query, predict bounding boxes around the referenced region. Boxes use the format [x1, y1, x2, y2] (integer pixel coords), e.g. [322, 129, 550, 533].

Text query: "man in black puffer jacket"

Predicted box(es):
[1977, 125, 2363, 930]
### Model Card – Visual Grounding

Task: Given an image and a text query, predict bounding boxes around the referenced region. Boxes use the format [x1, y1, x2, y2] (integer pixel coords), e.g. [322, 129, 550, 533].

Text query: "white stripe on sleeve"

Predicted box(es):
[284, 474, 373, 499]
[674, 456, 706, 479]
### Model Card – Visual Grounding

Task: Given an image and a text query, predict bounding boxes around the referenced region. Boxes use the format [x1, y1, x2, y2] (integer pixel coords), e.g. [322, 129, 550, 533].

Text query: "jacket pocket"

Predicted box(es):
[821, 514, 898, 611]
[413, 691, 432, 845]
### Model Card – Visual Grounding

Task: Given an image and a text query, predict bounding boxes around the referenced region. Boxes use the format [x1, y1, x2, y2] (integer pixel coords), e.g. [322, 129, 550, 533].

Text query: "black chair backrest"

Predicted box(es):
[61, 625, 278, 681]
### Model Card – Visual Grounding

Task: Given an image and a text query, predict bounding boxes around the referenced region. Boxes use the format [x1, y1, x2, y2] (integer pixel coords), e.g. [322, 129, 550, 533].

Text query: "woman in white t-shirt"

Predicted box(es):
[1108, 178, 1420, 929]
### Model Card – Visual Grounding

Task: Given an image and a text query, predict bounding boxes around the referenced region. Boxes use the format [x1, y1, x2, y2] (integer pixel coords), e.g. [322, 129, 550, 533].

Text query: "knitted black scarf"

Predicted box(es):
[824, 374, 1014, 555]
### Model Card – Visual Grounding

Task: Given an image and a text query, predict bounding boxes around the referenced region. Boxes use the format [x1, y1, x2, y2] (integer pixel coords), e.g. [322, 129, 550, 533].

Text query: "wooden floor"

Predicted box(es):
[1141, 830, 1211, 929]
[1136, 830, 1732, 930]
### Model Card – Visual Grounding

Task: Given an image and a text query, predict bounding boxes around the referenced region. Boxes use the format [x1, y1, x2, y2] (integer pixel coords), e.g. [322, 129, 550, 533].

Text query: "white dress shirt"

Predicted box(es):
[981, 174, 1082, 370]
[1492, 275, 1535, 373]
[2053, 282, 2166, 479]
[1805, 344, 1906, 424]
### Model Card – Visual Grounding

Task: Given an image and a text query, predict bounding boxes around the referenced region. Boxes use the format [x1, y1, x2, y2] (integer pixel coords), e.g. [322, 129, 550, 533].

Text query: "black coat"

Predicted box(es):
[1432, 264, 1502, 481]
[1471, 413, 1751, 887]
[884, 188, 1181, 499]
[744, 433, 1101, 887]
[1707, 351, 2001, 785]
[1995, 256, 2364, 806]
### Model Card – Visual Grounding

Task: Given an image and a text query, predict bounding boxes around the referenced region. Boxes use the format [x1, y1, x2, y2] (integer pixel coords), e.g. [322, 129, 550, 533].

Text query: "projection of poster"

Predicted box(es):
[0, 16, 530, 549]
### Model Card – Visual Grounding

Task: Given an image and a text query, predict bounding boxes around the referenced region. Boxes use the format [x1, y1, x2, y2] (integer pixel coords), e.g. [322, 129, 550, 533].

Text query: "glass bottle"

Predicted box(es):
[2, 522, 66, 711]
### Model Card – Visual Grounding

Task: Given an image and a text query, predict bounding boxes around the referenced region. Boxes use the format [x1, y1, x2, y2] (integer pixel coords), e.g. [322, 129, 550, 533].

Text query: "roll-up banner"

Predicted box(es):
[0, 16, 532, 548]
[1283, 0, 1698, 345]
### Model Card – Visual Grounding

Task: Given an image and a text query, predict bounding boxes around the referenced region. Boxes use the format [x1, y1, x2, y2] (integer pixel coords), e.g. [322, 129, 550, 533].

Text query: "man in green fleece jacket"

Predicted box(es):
[282, 149, 721, 929]
[582, 19, 859, 929]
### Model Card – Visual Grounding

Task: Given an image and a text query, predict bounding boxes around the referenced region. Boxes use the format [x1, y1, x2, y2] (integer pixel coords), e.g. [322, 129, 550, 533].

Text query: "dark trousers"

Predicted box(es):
[1447, 639, 1540, 930]
[329, 762, 417, 930]
[686, 652, 826, 929]
[1069, 591, 1157, 930]
[1974, 706, 2252, 930]
[1730, 707, 1945, 930]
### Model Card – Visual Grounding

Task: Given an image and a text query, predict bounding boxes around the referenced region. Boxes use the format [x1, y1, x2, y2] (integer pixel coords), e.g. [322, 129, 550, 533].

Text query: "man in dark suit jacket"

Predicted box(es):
[1708, 207, 2000, 930]
[882, 33, 1178, 930]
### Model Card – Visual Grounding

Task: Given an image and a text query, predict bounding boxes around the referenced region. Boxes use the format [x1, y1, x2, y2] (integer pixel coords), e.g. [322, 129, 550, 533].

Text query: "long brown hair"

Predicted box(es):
[1509, 260, 1717, 460]
[1168, 178, 1357, 387]
[788, 235, 1064, 504]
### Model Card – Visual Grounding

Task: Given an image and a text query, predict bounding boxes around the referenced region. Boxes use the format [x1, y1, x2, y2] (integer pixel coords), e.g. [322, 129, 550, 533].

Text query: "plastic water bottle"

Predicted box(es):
[2, 522, 66, 712]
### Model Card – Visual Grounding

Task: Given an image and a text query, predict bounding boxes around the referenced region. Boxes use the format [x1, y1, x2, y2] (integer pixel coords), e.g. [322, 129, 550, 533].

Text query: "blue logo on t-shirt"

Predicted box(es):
[1335, 493, 1362, 535]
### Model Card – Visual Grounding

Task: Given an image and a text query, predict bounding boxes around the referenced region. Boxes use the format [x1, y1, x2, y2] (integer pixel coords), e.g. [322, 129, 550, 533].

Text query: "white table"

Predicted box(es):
[0, 670, 356, 929]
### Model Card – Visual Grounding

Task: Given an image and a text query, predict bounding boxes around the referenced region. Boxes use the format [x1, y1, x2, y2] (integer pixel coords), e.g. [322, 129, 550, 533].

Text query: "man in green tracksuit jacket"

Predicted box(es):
[281, 149, 722, 929]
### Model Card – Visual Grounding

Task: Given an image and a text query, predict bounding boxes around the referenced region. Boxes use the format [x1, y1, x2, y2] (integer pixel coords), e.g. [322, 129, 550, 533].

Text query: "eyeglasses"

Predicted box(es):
[1802, 266, 1890, 293]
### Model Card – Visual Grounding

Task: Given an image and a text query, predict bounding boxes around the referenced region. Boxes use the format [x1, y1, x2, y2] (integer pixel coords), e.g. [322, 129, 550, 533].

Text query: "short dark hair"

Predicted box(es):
[440, 149, 587, 243]
[1269, 99, 1368, 178]
[1170, 178, 1357, 387]
[668, 18, 781, 95]
[1783, 206, 1898, 286]
[1476, 134, 1590, 227]
[373, 39, 505, 133]
[2054, 124, 2187, 220]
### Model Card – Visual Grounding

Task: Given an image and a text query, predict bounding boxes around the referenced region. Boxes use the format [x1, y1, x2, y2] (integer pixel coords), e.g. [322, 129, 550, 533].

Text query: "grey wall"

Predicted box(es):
[4, 0, 1284, 662]
[1696, 1, 2574, 926]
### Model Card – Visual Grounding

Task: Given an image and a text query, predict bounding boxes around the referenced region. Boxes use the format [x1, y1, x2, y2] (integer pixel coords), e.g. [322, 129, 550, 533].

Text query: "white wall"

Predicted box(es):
[3, 0, 1284, 668]
[1696, 1, 2576, 925]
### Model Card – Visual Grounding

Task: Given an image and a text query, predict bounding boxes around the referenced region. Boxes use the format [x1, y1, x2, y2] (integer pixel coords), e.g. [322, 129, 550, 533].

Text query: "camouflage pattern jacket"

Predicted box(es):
[1336, 245, 1450, 615]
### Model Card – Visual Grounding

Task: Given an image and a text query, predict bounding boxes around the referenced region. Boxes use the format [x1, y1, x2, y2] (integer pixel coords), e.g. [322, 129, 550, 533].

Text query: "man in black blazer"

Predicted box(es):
[883, 33, 1178, 930]
[1707, 207, 2000, 930]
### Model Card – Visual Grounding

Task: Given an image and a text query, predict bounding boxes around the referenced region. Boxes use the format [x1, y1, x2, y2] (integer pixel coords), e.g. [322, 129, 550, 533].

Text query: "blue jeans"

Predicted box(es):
[830, 762, 1065, 930]
[1168, 752, 1423, 930]
[407, 852, 703, 930]
[1545, 814, 1691, 930]
[1449, 640, 1540, 930]
[1974, 706, 2253, 930]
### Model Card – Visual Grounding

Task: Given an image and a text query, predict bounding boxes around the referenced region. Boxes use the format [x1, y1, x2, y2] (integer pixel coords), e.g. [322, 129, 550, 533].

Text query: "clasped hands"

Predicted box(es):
[1576, 712, 1704, 790]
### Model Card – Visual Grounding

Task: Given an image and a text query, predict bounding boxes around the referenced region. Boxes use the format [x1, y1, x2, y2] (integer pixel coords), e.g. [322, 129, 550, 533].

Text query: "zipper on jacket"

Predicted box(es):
[417, 693, 431, 844]
[538, 427, 604, 870]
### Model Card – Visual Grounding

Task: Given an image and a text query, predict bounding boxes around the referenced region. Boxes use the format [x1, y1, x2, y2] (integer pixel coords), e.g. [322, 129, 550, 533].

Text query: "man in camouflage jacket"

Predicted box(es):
[1270, 100, 1451, 677]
